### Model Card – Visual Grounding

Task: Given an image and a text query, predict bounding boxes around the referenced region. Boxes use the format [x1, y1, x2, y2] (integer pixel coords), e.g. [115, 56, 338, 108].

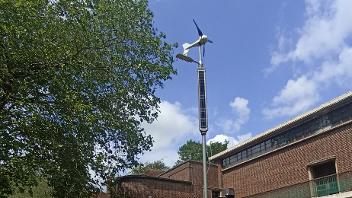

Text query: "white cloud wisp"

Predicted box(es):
[207, 133, 252, 148]
[265, 0, 352, 119]
[219, 97, 251, 133]
[141, 101, 197, 166]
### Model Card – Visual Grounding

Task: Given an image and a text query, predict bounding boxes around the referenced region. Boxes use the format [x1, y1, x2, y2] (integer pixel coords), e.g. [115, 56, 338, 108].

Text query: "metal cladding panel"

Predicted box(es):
[198, 68, 208, 133]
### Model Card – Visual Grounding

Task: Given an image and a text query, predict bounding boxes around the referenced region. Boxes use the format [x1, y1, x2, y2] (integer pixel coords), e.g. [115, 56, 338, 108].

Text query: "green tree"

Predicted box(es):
[208, 141, 229, 156]
[176, 140, 228, 165]
[9, 179, 52, 198]
[0, 0, 175, 197]
[130, 160, 169, 176]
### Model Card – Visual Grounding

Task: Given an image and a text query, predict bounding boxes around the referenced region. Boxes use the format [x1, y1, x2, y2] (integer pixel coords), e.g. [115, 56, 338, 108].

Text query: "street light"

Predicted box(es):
[176, 54, 199, 64]
[176, 19, 213, 198]
[176, 51, 209, 198]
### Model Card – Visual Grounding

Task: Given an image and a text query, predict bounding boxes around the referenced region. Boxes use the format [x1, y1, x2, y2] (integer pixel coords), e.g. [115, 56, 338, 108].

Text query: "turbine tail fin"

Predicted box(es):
[182, 43, 191, 56]
[183, 43, 191, 50]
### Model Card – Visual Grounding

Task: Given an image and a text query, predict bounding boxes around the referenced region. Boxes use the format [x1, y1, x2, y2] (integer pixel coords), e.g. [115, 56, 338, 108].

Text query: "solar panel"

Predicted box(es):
[198, 69, 208, 133]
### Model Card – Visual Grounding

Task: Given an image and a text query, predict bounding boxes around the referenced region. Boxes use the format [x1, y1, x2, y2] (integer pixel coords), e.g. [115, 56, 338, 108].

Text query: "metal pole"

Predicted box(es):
[199, 45, 203, 65]
[198, 45, 207, 198]
[202, 134, 208, 198]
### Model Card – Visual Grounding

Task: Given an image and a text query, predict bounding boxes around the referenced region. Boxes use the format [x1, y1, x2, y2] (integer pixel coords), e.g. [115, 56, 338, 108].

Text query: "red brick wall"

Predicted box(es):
[118, 178, 193, 198]
[218, 122, 352, 198]
[187, 162, 219, 197]
[188, 162, 218, 187]
[160, 162, 191, 182]
[159, 161, 220, 197]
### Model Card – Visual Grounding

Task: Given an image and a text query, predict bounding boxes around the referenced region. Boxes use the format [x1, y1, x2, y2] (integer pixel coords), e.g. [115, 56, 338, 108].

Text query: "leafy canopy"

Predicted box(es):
[176, 139, 228, 165]
[130, 160, 169, 176]
[0, 0, 176, 197]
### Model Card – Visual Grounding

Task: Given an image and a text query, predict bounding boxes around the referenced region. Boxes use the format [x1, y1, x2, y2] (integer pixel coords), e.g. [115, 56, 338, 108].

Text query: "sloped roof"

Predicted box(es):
[158, 160, 217, 177]
[118, 175, 192, 184]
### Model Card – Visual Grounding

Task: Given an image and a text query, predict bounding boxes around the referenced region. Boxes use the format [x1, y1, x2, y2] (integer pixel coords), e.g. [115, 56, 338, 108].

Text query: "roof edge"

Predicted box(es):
[118, 175, 192, 184]
[158, 160, 217, 177]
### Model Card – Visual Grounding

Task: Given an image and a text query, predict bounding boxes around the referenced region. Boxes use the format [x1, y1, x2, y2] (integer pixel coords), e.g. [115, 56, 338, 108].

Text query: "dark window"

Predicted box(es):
[265, 140, 272, 150]
[229, 155, 236, 164]
[241, 150, 246, 159]
[311, 161, 336, 179]
[223, 158, 229, 166]
[310, 160, 339, 197]
[252, 144, 260, 155]
[237, 153, 242, 161]
[260, 142, 265, 151]
[246, 148, 252, 156]
[211, 190, 220, 198]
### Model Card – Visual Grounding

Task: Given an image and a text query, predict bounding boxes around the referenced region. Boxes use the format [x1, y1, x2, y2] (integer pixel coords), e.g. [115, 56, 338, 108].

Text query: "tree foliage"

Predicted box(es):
[176, 139, 228, 165]
[0, 0, 176, 197]
[8, 179, 52, 198]
[130, 160, 169, 176]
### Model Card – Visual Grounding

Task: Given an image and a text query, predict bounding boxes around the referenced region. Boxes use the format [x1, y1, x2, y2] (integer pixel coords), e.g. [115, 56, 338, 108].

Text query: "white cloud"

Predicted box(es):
[237, 133, 253, 142]
[207, 133, 252, 148]
[141, 101, 197, 166]
[141, 99, 252, 166]
[263, 76, 319, 118]
[209, 97, 251, 150]
[207, 134, 238, 147]
[230, 97, 251, 119]
[218, 97, 250, 133]
[313, 47, 352, 84]
[141, 149, 179, 168]
[272, 0, 352, 65]
[265, 0, 352, 118]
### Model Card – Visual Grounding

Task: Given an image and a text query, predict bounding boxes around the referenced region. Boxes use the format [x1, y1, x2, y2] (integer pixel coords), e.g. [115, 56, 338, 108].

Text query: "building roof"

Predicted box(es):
[159, 160, 217, 177]
[209, 91, 352, 161]
[118, 175, 192, 185]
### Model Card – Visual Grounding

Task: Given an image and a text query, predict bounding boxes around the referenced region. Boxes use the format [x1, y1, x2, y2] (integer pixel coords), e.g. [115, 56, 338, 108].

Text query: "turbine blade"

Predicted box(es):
[208, 39, 214, 43]
[193, 19, 203, 36]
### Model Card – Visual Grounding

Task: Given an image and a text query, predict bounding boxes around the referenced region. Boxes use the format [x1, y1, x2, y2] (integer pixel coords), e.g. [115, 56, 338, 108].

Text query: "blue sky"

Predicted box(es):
[141, 0, 352, 166]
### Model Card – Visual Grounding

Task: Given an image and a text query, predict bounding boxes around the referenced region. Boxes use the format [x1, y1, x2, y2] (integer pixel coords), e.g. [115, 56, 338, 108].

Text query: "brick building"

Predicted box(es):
[112, 92, 352, 198]
[114, 161, 218, 198]
[210, 92, 352, 198]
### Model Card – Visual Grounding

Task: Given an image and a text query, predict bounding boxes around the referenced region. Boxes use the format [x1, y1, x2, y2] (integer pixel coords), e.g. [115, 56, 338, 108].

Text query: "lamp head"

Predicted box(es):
[176, 54, 196, 63]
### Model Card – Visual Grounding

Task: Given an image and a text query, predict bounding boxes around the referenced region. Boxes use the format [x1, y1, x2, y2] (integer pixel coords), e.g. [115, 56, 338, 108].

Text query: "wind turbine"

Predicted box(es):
[181, 20, 213, 59]
[176, 19, 213, 198]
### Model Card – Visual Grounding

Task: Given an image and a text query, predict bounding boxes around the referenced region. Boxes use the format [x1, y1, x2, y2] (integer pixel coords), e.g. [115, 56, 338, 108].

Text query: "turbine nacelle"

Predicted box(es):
[182, 20, 213, 56]
[199, 35, 209, 45]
